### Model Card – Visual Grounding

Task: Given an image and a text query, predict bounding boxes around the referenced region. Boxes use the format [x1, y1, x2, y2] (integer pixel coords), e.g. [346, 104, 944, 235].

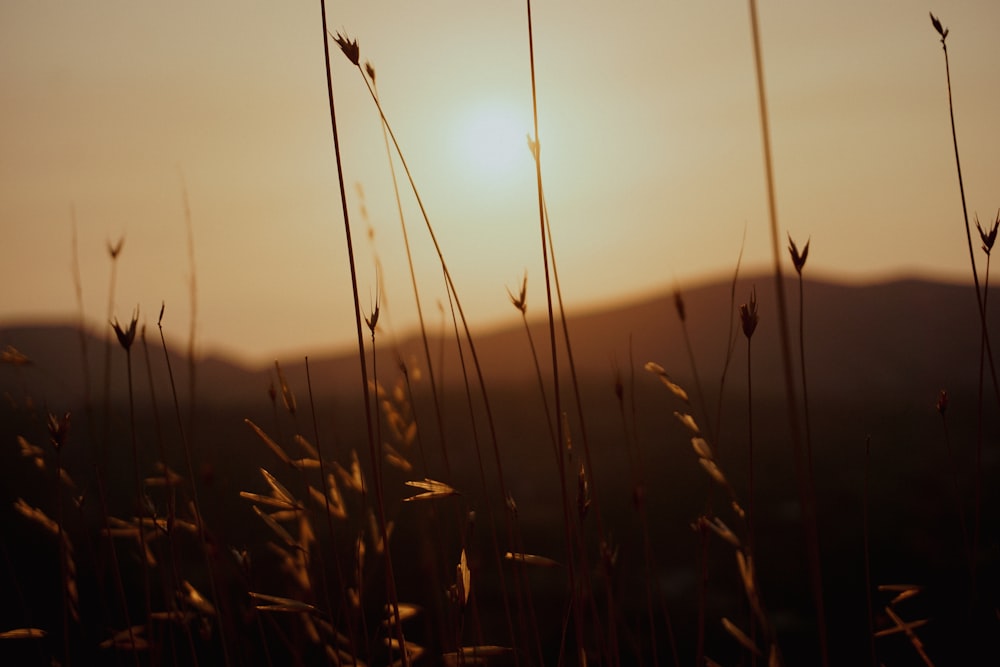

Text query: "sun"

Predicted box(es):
[454, 103, 529, 182]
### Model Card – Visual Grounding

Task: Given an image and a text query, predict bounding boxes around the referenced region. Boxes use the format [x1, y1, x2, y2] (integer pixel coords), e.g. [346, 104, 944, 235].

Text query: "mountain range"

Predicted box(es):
[1, 273, 995, 411]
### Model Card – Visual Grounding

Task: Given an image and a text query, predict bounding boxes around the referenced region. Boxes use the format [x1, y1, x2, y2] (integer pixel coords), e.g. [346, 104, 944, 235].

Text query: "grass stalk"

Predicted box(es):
[332, 30, 526, 658]
[440, 282, 523, 663]
[863, 437, 876, 667]
[112, 312, 154, 654]
[140, 324, 199, 665]
[317, 10, 407, 662]
[368, 65, 453, 480]
[929, 12, 1000, 599]
[739, 286, 759, 666]
[52, 429, 71, 666]
[305, 356, 359, 664]
[712, 226, 749, 442]
[746, 3, 828, 662]
[365, 285, 408, 665]
[181, 180, 198, 442]
[101, 237, 124, 468]
[524, 0, 619, 644]
[92, 460, 141, 667]
[157, 305, 233, 667]
[935, 391, 973, 581]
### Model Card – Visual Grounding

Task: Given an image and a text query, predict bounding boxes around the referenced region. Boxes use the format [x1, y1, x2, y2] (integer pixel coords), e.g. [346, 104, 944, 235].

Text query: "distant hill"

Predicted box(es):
[2, 274, 996, 411]
[3, 274, 999, 665]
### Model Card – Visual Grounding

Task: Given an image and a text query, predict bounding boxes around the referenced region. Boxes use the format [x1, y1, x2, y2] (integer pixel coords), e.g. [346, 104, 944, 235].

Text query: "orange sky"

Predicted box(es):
[1, 2, 998, 365]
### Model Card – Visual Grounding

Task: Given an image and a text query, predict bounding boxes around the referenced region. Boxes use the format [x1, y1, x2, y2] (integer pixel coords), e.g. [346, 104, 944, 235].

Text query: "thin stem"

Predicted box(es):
[93, 463, 141, 667]
[526, 0, 607, 658]
[797, 273, 817, 506]
[305, 357, 359, 664]
[349, 49, 523, 659]
[55, 449, 71, 667]
[863, 437, 876, 666]
[939, 37, 1000, 405]
[124, 347, 154, 647]
[746, 335, 757, 667]
[714, 227, 749, 441]
[318, 7, 406, 662]
[936, 20, 1000, 601]
[975, 254, 991, 577]
[371, 75, 452, 480]
[746, 2, 828, 663]
[157, 310, 232, 667]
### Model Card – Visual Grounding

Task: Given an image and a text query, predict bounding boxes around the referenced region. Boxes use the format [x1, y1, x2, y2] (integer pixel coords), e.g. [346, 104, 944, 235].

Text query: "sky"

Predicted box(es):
[1, 1, 998, 366]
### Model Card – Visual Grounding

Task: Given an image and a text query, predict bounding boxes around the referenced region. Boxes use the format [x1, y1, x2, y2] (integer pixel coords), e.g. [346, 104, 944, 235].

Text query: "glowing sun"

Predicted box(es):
[455, 104, 529, 181]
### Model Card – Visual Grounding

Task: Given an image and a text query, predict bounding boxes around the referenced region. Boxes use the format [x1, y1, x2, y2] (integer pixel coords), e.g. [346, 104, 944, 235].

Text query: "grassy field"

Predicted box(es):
[2, 5, 999, 666]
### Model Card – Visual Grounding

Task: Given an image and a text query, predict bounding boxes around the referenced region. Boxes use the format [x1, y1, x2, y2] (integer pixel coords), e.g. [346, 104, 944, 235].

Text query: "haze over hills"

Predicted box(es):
[2, 274, 996, 411]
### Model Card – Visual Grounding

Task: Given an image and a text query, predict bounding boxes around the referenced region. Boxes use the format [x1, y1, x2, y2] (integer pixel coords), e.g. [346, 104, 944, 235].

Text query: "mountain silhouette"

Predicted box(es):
[1, 274, 995, 411]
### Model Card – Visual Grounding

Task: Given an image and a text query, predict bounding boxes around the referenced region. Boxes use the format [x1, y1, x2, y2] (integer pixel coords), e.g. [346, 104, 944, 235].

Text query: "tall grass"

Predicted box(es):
[3, 7, 999, 667]
[746, 2, 828, 663]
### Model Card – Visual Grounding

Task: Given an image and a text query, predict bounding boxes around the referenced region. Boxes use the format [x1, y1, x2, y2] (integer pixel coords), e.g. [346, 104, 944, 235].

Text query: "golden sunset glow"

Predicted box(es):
[1, 2, 998, 363]
[454, 102, 531, 183]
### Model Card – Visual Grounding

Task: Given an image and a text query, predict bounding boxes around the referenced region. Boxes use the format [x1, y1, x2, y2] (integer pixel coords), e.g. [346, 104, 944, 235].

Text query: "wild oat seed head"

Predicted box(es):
[787, 234, 809, 274]
[365, 303, 380, 333]
[506, 492, 518, 518]
[739, 286, 759, 339]
[112, 308, 139, 350]
[526, 134, 540, 162]
[507, 272, 528, 314]
[1, 345, 31, 366]
[365, 61, 376, 82]
[929, 12, 949, 42]
[976, 212, 999, 255]
[47, 411, 71, 451]
[673, 289, 686, 322]
[107, 236, 125, 259]
[333, 31, 360, 66]
[365, 283, 381, 333]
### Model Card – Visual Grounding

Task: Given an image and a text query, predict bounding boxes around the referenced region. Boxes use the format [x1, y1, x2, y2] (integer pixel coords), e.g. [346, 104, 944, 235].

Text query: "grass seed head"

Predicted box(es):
[107, 235, 125, 259]
[691, 436, 714, 461]
[1, 345, 31, 366]
[365, 60, 376, 82]
[929, 12, 949, 42]
[505, 492, 518, 518]
[739, 286, 759, 339]
[457, 549, 471, 606]
[404, 478, 459, 501]
[645, 362, 690, 402]
[673, 411, 701, 435]
[526, 133, 540, 162]
[507, 272, 528, 314]
[722, 617, 763, 657]
[976, 211, 999, 255]
[47, 411, 71, 451]
[673, 288, 686, 322]
[365, 305, 379, 333]
[787, 233, 809, 274]
[111, 308, 139, 351]
[273, 361, 297, 415]
[333, 31, 360, 66]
